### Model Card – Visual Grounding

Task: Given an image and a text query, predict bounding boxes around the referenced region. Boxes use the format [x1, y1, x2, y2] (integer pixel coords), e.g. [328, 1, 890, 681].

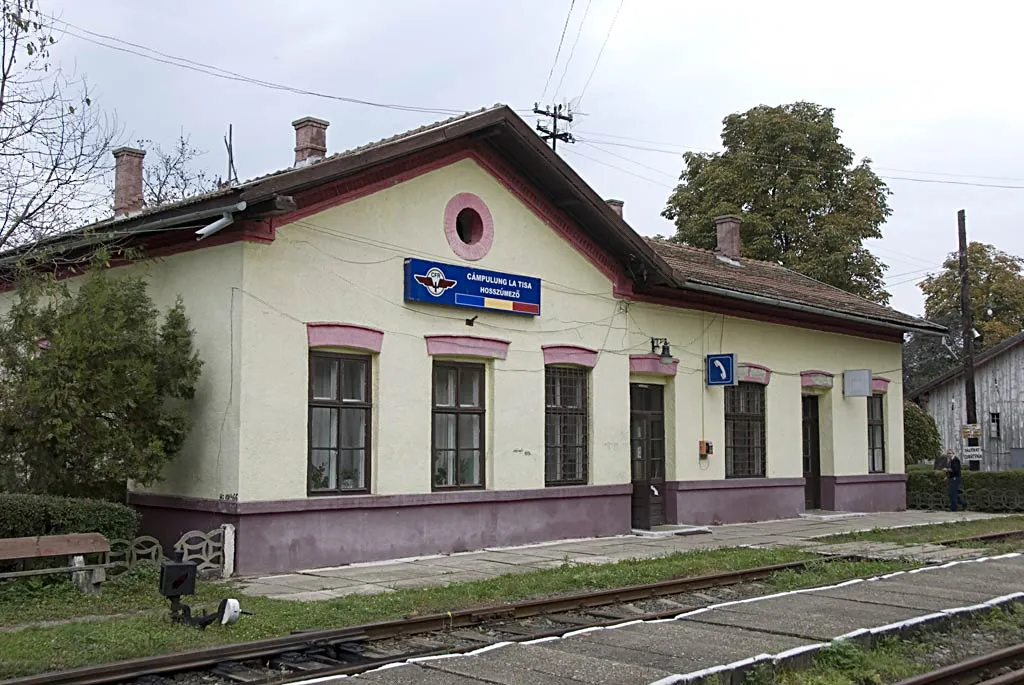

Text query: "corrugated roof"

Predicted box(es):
[647, 238, 942, 331]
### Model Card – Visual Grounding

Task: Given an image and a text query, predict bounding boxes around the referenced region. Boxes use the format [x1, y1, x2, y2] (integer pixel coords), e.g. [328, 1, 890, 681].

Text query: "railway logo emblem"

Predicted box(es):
[414, 267, 457, 297]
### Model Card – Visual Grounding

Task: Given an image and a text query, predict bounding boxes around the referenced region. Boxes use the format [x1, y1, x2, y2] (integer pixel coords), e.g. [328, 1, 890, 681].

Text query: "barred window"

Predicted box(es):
[868, 394, 885, 473]
[545, 367, 588, 486]
[432, 362, 485, 490]
[308, 353, 371, 494]
[725, 382, 766, 478]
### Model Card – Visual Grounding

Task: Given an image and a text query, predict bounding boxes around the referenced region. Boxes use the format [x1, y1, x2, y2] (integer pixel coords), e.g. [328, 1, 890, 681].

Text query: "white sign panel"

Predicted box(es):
[963, 446, 983, 457]
[843, 369, 873, 397]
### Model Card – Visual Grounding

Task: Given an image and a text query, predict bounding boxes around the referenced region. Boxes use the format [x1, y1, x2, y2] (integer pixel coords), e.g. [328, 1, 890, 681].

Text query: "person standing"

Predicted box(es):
[945, 449, 965, 512]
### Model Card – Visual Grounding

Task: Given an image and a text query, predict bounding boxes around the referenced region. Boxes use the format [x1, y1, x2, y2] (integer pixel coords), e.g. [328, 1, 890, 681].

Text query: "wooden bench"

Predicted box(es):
[0, 533, 111, 592]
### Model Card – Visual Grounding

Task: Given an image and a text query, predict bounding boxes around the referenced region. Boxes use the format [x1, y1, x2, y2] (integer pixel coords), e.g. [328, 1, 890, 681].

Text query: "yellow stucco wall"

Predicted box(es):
[0, 244, 244, 499]
[0, 157, 905, 504]
[231, 157, 905, 501]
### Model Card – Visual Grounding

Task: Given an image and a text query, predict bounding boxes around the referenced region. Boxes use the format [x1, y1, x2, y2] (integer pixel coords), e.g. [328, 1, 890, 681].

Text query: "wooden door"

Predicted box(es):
[630, 383, 666, 529]
[802, 395, 822, 510]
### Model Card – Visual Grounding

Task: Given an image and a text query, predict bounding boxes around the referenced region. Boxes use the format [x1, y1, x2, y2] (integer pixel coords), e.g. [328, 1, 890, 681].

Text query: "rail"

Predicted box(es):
[892, 641, 1024, 685]
[0, 557, 845, 685]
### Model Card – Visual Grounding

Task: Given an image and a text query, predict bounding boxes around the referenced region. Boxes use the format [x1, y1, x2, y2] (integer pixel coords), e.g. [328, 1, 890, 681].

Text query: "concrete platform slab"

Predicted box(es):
[383, 571, 492, 589]
[812, 584, 989, 612]
[683, 593, 923, 641]
[421, 558, 541, 575]
[239, 574, 346, 592]
[459, 552, 559, 567]
[545, 620, 812, 674]
[355, 663, 488, 684]
[427, 643, 673, 685]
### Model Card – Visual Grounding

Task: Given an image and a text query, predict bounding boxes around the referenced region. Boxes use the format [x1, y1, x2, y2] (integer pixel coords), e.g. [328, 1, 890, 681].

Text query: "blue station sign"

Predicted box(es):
[404, 258, 542, 316]
[706, 353, 737, 386]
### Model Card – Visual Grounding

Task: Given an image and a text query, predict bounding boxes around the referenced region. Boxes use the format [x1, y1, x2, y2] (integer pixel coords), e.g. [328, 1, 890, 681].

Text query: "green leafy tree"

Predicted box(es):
[903, 400, 942, 465]
[902, 312, 959, 392]
[663, 102, 892, 303]
[905, 243, 1024, 391]
[920, 242, 1024, 350]
[0, 266, 202, 498]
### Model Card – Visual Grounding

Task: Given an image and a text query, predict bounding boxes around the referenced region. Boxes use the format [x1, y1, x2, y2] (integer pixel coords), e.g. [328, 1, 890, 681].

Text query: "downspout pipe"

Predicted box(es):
[196, 201, 247, 240]
[679, 280, 946, 337]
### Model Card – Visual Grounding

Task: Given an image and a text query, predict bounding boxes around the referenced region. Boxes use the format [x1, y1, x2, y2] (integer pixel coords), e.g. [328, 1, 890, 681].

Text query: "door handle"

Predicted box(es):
[650, 485, 659, 497]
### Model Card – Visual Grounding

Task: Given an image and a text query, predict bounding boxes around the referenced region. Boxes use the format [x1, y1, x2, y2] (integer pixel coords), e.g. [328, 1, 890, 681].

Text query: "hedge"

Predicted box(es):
[0, 493, 140, 541]
[907, 469, 1024, 512]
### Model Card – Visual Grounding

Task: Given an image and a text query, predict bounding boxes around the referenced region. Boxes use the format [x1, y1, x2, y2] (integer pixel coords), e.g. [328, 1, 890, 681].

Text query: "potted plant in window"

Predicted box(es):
[310, 464, 330, 490]
[340, 469, 357, 490]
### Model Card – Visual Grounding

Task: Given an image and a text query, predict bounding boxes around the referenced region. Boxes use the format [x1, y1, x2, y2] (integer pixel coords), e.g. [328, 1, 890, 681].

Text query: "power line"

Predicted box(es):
[541, 0, 576, 100]
[563, 147, 670, 187]
[553, 0, 592, 100]
[578, 137, 1024, 190]
[579, 140, 676, 179]
[578, 0, 625, 105]
[49, 15, 468, 116]
[577, 130, 1024, 186]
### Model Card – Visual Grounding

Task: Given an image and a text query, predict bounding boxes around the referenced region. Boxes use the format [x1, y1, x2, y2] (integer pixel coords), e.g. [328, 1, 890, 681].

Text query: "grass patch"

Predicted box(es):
[814, 515, 1024, 546]
[757, 603, 1024, 684]
[0, 548, 913, 678]
[767, 558, 917, 592]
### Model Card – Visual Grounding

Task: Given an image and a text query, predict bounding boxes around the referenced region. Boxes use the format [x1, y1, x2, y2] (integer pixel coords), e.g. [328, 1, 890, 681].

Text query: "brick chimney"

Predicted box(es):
[606, 199, 624, 218]
[714, 215, 742, 259]
[112, 147, 145, 217]
[292, 116, 329, 167]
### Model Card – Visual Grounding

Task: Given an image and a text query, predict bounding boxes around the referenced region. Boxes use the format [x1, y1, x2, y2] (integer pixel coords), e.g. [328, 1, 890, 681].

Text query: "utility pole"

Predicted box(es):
[533, 103, 575, 151]
[958, 208, 980, 463]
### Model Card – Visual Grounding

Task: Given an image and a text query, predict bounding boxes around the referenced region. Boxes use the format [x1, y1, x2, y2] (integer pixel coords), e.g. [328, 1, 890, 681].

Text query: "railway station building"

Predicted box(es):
[0, 106, 944, 575]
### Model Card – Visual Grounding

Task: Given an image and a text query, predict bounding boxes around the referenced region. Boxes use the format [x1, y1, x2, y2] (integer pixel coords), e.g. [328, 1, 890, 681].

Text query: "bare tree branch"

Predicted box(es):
[0, 0, 120, 253]
[138, 132, 216, 207]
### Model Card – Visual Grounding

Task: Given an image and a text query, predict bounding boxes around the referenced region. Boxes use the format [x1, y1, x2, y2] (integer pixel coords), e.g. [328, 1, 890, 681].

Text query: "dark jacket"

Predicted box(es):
[948, 456, 962, 479]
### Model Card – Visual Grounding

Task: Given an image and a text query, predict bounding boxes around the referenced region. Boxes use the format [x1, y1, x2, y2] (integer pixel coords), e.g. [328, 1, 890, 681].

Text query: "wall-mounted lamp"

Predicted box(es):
[650, 337, 673, 365]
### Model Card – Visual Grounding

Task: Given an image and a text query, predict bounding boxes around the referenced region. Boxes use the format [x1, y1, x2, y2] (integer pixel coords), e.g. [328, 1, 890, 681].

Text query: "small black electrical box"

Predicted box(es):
[159, 560, 197, 598]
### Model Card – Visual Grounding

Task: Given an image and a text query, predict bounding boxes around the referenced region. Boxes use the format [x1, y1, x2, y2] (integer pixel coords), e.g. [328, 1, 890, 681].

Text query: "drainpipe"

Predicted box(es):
[195, 202, 247, 240]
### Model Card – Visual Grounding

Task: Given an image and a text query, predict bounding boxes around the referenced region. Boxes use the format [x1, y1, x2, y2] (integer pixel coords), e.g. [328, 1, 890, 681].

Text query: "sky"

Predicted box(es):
[43, 0, 1024, 316]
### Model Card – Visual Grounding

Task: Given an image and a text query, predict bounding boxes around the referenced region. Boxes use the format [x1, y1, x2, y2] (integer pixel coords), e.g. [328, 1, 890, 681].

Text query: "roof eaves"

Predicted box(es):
[677, 275, 946, 336]
[909, 330, 1024, 398]
[493, 114, 677, 287]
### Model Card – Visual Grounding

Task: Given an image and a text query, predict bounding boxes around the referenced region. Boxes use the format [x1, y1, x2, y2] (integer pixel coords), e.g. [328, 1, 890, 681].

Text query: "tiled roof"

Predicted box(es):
[646, 238, 942, 331]
[3, 103, 943, 336]
[36, 107, 505, 238]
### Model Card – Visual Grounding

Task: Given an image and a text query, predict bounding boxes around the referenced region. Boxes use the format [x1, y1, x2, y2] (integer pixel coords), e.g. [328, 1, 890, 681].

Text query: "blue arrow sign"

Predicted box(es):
[706, 353, 736, 386]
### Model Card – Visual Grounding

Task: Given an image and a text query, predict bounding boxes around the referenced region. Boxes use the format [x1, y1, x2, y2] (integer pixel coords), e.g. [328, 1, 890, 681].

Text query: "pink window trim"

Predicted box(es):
[425, 334, 510, 360]
[541, 345, 598, 368]
[872, 376, 891, 393]
[629, 353, 678, 377]
[800, 369, 834, 388]
[738, 363, 772, 385]
[444, 192, 494, 261]
[307, 323, 384, 353]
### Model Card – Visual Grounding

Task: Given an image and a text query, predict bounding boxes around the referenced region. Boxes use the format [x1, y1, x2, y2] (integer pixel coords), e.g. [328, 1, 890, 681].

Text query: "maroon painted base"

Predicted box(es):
[130, 485, 632, 576]
[821, 474, 907, 512]
[666, 478, 806, 526]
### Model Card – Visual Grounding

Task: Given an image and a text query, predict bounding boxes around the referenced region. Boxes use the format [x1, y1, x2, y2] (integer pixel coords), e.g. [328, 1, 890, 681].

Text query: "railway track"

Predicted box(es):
[5, 528, 1022, 685]
[0, 556, 854, 685]
[893, 641, 1024, 685]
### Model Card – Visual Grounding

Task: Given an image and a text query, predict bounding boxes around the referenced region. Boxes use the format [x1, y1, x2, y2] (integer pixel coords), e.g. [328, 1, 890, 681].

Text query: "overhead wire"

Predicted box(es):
[540, 0, 576, 100]
[48, 15, 470, 116]
[577, 0, 625, 106]
[562, 147, 672, 188]
[575, 136, 1024, 190]
[553, 0, 592, 101]
[291, 217, 620, 302]
[579, 139, 676, 179]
